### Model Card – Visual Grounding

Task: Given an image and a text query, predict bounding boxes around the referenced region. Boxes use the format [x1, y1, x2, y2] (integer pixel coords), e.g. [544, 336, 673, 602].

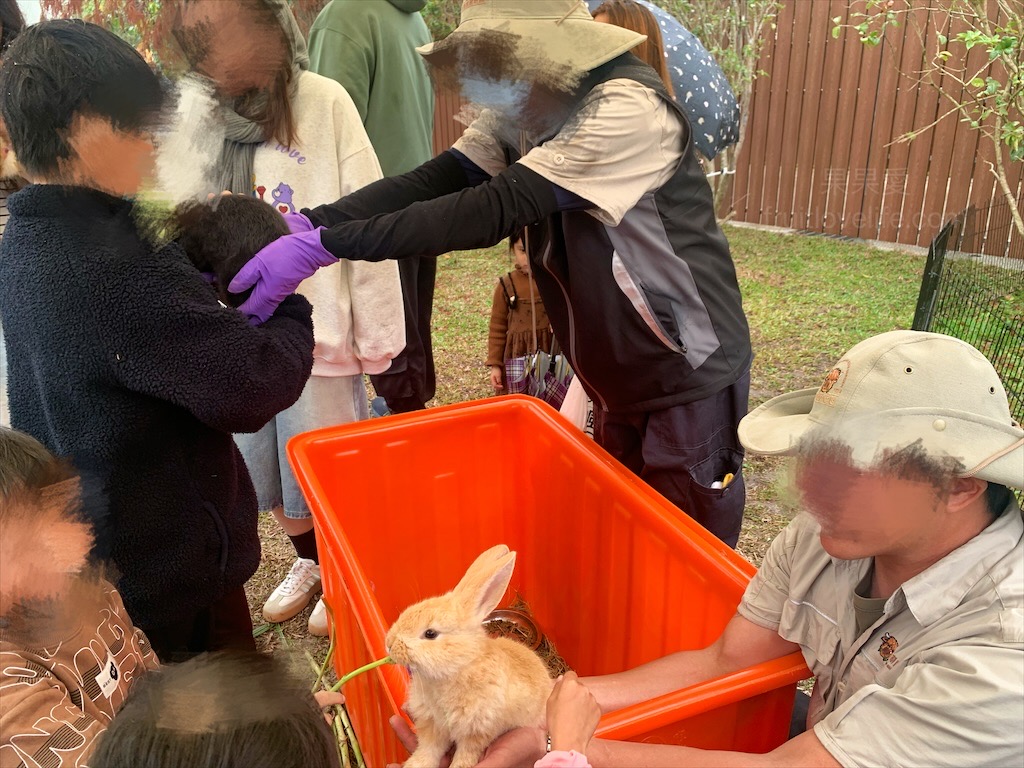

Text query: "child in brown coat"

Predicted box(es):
[486, 230, 554, 392]
[0, 428, 160, 768]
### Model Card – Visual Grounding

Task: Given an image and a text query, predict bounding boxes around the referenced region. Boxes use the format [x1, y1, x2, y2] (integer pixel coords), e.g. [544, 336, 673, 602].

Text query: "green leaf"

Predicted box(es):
[274, 623, 290, 649]
[994, 36, 1015, 51]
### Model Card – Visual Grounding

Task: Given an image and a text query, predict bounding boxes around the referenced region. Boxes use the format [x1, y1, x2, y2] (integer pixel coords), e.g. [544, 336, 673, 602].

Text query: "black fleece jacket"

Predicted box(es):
[0, 186, 314, 631]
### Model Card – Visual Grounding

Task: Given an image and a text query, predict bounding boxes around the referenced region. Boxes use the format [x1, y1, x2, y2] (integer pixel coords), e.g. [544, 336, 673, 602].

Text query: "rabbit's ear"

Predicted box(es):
[453, 544, 511, 595]
[463, 551, 516, 622]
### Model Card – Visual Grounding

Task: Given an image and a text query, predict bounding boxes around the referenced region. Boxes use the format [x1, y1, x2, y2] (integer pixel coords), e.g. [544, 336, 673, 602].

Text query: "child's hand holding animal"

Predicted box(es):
[545, 672, 601, 755]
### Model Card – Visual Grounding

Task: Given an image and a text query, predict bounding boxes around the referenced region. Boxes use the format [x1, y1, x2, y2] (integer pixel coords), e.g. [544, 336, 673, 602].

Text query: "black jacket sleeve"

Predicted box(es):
[91, 243, 315, 434]
[317, 163, 559, 262]
[304, 151, 472, 227]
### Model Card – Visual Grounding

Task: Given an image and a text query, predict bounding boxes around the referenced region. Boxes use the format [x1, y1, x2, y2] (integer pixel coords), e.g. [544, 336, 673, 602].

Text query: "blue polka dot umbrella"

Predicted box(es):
[586, 0, 740, 159]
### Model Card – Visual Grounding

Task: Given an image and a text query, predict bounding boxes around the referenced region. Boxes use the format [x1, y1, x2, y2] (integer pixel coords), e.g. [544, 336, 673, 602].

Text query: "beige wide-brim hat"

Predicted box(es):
[738, 330, 1024, 488]
[417, 0, 646, 83]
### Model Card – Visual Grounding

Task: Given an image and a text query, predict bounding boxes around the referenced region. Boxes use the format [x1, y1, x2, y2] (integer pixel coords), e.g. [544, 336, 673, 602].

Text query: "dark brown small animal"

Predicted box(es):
[175, 195, 290, 307]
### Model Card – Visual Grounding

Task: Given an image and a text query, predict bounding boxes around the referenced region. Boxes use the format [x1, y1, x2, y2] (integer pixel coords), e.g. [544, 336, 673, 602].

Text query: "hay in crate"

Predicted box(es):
[484, 595, 572, 678]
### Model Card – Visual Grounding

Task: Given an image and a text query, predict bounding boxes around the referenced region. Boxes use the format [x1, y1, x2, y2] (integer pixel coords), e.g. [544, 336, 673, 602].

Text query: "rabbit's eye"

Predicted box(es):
[423, 629, 439, 640]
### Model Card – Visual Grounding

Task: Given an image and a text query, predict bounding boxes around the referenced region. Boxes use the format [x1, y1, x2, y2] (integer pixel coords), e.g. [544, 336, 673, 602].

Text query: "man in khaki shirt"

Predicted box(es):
[448, 330, 1022, 767]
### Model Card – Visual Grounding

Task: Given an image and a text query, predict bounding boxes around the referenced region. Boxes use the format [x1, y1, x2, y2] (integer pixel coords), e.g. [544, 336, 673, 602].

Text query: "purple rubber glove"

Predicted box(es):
[282, 211, 315, 234]
[230, 227, 337, 325]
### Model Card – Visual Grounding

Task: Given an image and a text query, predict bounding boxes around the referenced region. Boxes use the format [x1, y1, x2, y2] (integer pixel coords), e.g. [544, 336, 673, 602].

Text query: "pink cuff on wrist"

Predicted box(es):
[534, 749, 591, 768]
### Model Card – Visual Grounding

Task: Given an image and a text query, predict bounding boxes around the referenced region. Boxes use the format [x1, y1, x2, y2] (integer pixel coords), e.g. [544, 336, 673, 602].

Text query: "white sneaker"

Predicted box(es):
[263, 558, 321, 623]
[308, 597, 329, 637]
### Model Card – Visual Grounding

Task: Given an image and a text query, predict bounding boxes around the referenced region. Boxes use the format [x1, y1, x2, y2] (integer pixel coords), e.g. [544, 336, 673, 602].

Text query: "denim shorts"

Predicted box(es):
[234, 375, 369, 519]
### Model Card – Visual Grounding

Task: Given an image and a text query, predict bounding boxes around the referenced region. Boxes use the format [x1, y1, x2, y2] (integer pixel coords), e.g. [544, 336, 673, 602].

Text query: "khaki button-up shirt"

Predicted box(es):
[453, 80, 685, 227]
[739, 501, 1024, 767]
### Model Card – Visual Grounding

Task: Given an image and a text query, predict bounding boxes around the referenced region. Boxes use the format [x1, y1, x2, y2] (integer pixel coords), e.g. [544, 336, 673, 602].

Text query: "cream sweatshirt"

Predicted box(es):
[252, 71, 405, 376]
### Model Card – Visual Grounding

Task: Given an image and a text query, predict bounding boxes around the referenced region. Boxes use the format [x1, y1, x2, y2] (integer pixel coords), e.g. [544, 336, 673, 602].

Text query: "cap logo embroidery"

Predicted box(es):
[815, 359, 850, 407]
[820, 368, 842, 393]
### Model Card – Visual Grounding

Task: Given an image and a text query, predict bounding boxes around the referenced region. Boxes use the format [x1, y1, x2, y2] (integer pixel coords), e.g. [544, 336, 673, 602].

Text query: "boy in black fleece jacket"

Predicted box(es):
[0, 21, 315, 660]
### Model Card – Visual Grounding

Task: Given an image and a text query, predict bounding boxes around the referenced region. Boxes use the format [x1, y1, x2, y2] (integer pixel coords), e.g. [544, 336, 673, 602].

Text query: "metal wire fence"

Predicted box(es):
[912, 200, 1023, 497]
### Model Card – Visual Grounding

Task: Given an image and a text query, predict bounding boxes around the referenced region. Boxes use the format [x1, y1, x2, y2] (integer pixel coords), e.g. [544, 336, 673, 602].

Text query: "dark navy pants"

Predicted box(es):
[369, 255, 437, 412]
[593, 370, 750, 548]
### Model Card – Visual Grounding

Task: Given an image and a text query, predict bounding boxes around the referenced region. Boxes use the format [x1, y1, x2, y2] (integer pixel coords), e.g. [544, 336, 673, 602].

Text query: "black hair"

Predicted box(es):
[0, 0, 26, 53]
[984, 483, 1012, 518]
[0, 19, 164, 178]
[174, 195, 290, 307]
[89, 651, 342, 768]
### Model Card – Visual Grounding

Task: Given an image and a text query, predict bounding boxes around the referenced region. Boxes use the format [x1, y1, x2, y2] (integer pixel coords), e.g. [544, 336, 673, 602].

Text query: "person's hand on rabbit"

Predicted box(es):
[545, 672, 600, 755]
[386, 715, 546, 768]
[476, 726, 548, 767]
[477, 675, 599, 766]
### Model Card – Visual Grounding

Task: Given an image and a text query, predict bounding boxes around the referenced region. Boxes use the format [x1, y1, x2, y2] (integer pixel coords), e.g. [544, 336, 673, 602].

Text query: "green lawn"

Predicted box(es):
[431, 225, 925, 410]
[727, 226, 923, 404]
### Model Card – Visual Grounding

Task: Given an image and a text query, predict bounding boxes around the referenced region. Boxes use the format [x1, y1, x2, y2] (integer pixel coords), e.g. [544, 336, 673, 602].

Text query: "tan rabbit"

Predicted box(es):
[386, 544, 552, 768]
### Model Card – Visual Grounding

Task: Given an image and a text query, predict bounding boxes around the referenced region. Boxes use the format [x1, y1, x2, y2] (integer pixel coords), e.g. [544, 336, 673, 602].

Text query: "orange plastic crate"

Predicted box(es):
[288, 396, 808, 766]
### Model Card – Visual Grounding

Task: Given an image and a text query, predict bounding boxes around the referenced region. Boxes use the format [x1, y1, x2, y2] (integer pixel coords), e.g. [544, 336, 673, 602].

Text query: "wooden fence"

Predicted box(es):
[726, 0, 1022, 257]
[433, 86, 467, 157]
[428, 1, 1022, 257]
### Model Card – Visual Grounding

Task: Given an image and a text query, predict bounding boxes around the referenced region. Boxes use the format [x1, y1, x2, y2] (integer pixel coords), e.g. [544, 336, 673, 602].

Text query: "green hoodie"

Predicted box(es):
[308, 0, 434, 177]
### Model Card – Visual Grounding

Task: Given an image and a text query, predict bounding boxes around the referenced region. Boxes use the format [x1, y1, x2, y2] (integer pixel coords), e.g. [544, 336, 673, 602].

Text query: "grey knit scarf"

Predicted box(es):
[217, 0, 310, 194]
